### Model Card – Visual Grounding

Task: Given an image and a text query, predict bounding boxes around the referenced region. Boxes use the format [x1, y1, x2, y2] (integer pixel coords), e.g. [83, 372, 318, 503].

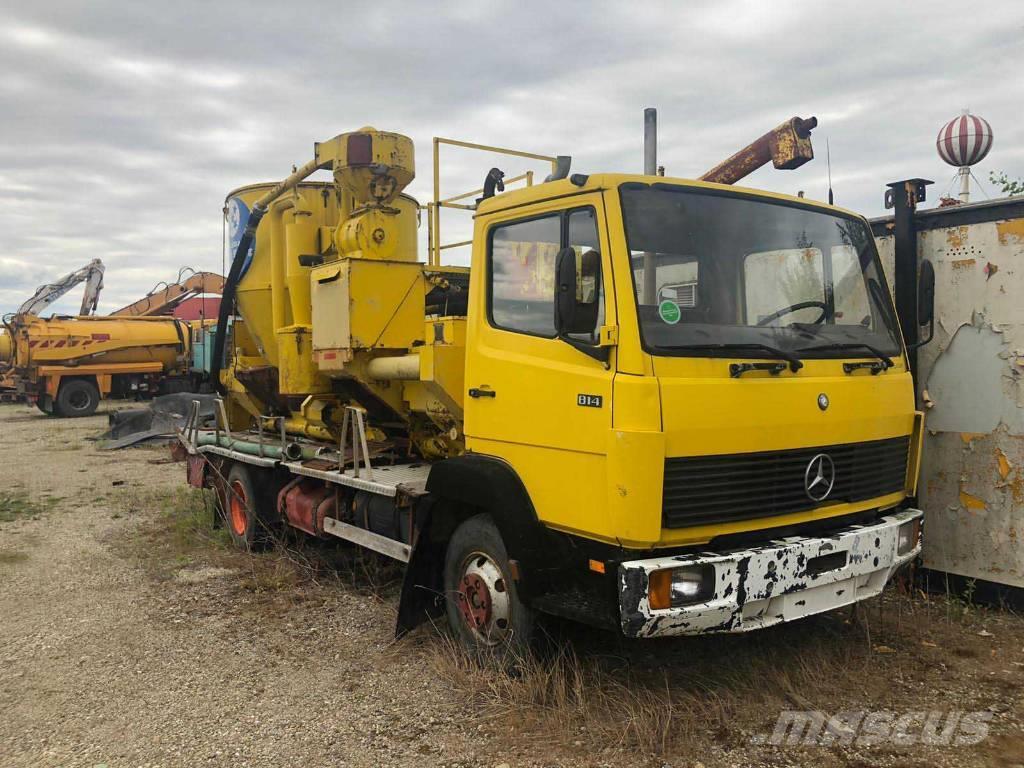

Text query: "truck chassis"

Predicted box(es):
[177, 399, 923, 649]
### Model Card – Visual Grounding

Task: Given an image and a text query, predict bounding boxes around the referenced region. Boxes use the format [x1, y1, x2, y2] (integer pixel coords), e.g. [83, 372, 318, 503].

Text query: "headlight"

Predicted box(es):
[897, 517, 922, 556]
[648, 565, 716, 610]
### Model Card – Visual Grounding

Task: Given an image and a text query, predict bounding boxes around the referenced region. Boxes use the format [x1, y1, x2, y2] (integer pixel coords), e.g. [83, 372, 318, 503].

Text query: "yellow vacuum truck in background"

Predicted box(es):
[179, 119, 934, 657]
[1, 263, 222, 416]
[0, 314, 198, 416]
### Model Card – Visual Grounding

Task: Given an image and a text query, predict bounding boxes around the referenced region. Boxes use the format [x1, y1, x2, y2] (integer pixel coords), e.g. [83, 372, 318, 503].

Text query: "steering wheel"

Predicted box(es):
[756, 300, 828, 327]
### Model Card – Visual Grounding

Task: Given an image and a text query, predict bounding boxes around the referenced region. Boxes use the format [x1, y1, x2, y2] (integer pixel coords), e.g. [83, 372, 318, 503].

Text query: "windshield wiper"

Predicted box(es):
[654, 343, 803, 372]
[797, 342, 894, 371]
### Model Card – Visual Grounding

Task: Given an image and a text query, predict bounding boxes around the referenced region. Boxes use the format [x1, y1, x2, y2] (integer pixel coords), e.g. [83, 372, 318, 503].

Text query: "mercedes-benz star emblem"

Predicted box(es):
[804, 453, 835, 501]
[817, 393, 829, 411]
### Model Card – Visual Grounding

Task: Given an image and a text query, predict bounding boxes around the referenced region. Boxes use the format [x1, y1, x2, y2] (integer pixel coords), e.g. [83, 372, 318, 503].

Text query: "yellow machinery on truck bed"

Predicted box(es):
[180, 118, 935, 656]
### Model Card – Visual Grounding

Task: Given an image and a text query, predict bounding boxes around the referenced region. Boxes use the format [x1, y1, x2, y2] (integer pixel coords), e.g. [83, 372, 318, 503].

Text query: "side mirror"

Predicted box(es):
[554, 247, 609, 365]
[911, 259, 935, 348]
[554, 247, 601, 335]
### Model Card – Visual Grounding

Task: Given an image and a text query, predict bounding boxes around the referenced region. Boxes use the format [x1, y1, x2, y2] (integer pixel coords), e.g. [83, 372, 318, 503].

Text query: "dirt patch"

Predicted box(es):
[0, 401, 1022, 767]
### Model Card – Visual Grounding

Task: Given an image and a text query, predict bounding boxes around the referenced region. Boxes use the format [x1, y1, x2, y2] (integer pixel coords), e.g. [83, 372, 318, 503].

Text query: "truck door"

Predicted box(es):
[464, 196, 617, 540]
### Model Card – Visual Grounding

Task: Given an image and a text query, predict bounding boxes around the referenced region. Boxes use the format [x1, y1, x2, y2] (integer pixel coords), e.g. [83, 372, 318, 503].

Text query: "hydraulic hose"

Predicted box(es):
[210, 155, 324, 394]
[195, 431, 325, 461]
[211, 206, 265, 394]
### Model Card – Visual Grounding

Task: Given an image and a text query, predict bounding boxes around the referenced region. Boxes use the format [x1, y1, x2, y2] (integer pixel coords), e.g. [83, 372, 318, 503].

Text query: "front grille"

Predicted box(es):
[662, 436, 910, 528]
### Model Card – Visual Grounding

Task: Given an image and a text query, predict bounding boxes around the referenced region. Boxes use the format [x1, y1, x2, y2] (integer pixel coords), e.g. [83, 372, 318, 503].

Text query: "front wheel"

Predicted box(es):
[443, 514, 535, 661]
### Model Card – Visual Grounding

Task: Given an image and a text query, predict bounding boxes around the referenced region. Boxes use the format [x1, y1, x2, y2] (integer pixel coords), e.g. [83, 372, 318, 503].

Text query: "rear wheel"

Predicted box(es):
[54, 379, 100, 417]
[444, 514, 535, 661]
[222, 463, 277, 549]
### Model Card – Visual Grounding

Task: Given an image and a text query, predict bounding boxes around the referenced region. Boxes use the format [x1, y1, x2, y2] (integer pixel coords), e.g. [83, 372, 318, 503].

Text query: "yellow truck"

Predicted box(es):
[1, 263, 222, 416]
[178, 119, 934, 657]
[1, 314, 197, 416]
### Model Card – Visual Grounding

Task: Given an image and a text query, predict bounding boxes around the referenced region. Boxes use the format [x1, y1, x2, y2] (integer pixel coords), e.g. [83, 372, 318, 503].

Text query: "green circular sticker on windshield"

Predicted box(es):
[658, 300, 681, 324]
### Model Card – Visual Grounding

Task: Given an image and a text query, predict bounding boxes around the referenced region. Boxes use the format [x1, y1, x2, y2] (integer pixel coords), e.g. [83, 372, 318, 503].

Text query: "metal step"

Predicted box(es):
[322, 517, 411, 562]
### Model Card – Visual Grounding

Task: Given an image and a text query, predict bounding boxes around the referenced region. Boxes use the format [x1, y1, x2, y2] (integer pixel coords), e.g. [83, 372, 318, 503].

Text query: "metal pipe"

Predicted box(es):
[544, 155, 572, 182]
[642, 108, 658, 305]
[366, 354, 420, 380]
[211, 154, 329, 393]
[195, 431, 319, 460]
[269, 198, 295, 333]
[282, 418, 336, 442]
[432, 138, 441, 267]
[958, 167, 971, 203]
[699, 116, 818, 186]
[886, 178, 933, 386]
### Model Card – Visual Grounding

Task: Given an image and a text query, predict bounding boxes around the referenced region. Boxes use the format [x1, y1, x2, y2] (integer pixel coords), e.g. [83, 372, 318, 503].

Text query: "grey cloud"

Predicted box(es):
[0, 0, 1020, 314]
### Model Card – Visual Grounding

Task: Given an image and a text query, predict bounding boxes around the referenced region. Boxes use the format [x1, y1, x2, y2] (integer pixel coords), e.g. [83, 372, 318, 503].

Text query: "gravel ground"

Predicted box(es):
[1, 401, 1022, 768]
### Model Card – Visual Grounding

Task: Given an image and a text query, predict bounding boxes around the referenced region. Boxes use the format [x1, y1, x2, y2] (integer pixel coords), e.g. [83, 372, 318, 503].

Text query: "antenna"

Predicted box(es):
[826, 137, 834, 205]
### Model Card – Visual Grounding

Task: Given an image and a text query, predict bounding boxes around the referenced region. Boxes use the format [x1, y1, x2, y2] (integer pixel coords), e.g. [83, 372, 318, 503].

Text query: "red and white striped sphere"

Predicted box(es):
[936, 113, 993, 167]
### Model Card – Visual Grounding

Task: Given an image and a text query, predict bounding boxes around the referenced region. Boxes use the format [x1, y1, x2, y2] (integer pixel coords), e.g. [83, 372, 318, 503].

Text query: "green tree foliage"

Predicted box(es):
[989, 171, 1024, 197]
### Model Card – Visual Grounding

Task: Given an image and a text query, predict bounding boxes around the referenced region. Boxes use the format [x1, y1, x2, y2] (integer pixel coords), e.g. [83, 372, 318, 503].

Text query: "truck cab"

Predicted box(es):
[458, 173, 924, 638]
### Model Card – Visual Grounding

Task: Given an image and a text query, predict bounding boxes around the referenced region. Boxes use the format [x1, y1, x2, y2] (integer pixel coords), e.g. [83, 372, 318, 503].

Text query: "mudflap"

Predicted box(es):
[395, 501, 445, 638]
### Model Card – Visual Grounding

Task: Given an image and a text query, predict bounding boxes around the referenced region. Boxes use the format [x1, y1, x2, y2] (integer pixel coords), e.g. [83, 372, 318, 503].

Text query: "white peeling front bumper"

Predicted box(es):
[619, 508, 922, 638]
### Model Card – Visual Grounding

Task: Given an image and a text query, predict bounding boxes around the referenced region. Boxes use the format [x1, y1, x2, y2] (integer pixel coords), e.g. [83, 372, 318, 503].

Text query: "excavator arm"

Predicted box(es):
[110, 270, 225, 316]
[16, 259, 105, 317]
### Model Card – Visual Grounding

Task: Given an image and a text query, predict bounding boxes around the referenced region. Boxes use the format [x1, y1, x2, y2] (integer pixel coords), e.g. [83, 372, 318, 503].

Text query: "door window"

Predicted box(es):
[489, 215, 560, 336]
[488, 208, 603, 339]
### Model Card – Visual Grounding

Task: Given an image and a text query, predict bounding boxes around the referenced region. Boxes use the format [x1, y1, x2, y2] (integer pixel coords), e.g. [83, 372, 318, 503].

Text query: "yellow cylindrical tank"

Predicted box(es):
[225, 182, 419, 374]
[0, 330, 12, 365]
[14, 316, 188, 371]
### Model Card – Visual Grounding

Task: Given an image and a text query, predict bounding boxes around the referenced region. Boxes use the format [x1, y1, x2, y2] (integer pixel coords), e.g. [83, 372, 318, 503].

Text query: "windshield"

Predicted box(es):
[620, 183, 902, 360]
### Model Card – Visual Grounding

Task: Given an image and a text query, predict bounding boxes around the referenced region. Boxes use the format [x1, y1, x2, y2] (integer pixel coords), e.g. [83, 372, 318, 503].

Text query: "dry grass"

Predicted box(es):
[124, 483, 403, 603]
[418, 583, 1002, 759]
[124, 482, 1021, 762]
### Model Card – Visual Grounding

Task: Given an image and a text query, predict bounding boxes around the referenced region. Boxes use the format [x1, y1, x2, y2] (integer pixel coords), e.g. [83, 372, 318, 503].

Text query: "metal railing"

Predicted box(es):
[427, 137, 560, 266]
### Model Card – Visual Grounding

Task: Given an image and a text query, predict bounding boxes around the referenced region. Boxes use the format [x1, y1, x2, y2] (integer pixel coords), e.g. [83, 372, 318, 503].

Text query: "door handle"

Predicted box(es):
[468, 387, 496, 399]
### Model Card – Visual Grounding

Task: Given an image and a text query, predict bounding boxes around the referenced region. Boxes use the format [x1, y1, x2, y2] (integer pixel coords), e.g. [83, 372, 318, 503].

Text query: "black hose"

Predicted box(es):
[210, 207, 266, 394]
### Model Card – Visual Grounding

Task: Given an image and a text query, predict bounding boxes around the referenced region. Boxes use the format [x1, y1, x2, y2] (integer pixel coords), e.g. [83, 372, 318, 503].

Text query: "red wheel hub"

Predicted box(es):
[228, 480, 248, 536]
[457, 573, 492, 629]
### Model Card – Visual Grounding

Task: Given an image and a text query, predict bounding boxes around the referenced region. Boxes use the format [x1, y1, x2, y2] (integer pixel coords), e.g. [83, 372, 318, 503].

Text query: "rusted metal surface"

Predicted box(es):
[110, 271, 225, 317]
[872, 198, 1024, 587]
[698, 116, 817, 186]
[277, 478, 334, 537]
[618, 509, 921, 638]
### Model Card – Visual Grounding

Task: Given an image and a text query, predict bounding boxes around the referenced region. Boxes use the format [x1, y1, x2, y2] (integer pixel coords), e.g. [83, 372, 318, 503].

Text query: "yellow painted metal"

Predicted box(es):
[220, 129, 922, 548]
[429, 137, 557, 265]
[319, 128, 414, 207]
[11, 315, 187, 370]
[5, 314, 191, 401]
[0, 330, 12, 365]
[310, 259, 425, 368]
[462, 175, 920, 549]
[366, 354, 420, 380]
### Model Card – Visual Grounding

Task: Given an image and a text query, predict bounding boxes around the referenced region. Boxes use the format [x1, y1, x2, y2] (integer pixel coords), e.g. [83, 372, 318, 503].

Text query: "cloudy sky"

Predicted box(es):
[1, 0, 1021, 316]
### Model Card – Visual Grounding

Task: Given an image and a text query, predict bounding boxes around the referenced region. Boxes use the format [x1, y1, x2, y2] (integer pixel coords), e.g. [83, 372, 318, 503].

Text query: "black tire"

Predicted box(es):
[54, 379, 100, 417]
[35, 398, 53, 415]
[443, 514, 535, 661]
[222, 463, 278, 549]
